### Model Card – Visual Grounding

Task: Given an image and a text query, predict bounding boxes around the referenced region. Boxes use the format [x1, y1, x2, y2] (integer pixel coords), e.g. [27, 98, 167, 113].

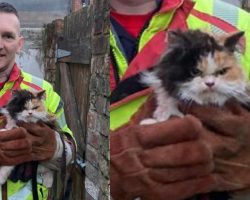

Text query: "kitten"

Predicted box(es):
[140, 29, 249, 124]
[0, 89, 55, 185]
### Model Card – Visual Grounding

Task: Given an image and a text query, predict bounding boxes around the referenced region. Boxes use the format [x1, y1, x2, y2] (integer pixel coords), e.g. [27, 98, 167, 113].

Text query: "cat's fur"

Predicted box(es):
[0, 89, 55, 185]
[140, 30, 249, 124]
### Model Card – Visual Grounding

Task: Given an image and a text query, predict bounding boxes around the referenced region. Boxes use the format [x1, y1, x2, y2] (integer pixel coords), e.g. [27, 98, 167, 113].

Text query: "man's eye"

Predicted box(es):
[3, 34, 14, 39]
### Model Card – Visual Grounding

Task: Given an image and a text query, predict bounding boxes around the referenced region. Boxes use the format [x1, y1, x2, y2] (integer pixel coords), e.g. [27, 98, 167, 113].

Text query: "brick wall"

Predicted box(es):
[85, 0, 110, 199]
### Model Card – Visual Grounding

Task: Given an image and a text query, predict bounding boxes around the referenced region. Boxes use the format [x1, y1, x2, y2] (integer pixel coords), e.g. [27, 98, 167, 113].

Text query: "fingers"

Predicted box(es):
[111, 148, 143, 174]
[224, 100, 250, 116]
[148, 162, 214, 183]
[180, 102, 249, 137]
[180, 102, 229, 122]
[0, 137, 31, 151]
[205, 115, 248, 137]
[18, 122, 48, 137]
[138, 115, 202, 148]
[155, 175, 217, 200]
[141, 140, 212, 167]
[0, 127, 27, 142]
[4, 155, 33, 165]
[3, 148, 32, 157]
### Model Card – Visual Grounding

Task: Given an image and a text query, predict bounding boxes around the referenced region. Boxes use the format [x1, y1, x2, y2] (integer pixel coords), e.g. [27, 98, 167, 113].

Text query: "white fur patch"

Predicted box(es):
[140, 72, 184, 124]
[205, 53, 217, 74]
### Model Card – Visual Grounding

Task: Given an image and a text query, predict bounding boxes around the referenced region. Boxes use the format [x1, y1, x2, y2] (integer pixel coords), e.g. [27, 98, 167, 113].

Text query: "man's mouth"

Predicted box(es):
[0, 54, 5, 57]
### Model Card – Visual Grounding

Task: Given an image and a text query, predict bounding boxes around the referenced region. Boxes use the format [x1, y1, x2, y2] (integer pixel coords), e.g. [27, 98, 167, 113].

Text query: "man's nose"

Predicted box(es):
[0, 38, 4, 49]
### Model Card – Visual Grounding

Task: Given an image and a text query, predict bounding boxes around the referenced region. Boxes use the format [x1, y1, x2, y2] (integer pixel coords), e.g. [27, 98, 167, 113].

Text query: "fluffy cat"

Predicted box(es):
[140, 29, 249, 124]
[0, 89, 55, 185]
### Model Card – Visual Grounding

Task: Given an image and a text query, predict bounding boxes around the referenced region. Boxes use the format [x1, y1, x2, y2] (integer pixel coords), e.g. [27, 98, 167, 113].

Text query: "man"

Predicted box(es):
[110, 0, 250, 199]
[0, 2, 74, 199]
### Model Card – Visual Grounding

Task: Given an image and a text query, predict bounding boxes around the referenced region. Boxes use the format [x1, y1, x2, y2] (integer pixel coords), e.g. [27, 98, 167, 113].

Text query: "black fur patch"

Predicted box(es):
[157, 30, 223, 97]
[7, 90, 35, 119]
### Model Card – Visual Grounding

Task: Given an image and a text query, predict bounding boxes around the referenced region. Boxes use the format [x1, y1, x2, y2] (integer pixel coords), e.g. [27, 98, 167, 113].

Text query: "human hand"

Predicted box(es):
[111, 115, 217, 200]
[19, 122, 57, 161]
[0, 127, 32, 165]
[180, 101, 250, 193]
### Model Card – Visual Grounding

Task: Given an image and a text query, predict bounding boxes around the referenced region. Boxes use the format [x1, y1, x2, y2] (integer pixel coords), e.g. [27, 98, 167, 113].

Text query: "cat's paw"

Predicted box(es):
[0, 166, 14, 185]
[0, 171, 9, 185]
[154, 108, 184, 122]
[140, 118, 158, 125]
[171, 109, 184, 118]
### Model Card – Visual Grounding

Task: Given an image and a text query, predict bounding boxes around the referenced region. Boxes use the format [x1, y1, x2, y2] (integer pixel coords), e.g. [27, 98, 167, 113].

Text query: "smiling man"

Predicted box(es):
[0, 2, 75, 200]
[0, 8, 23, 79]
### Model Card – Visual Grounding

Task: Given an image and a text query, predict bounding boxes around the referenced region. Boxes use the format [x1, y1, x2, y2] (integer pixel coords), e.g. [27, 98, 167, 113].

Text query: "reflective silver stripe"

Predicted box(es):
[213, 0, 238, 27]
[211, 24, 226, 34]
[55, 99, 64, 114]
[57, 111, 67, 129]
[31, 75, 44, 88]
[111, 24, 128, 61]
[9, 181, 32, 200]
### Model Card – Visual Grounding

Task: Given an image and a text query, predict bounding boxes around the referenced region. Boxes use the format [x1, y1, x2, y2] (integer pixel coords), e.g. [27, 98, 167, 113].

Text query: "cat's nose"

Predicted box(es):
[28, 112, 32, 115]
[205, 82, 215, 88]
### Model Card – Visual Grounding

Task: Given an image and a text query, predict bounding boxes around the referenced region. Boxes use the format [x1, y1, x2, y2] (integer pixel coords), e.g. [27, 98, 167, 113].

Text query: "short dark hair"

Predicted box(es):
[0, 2, 19, 18]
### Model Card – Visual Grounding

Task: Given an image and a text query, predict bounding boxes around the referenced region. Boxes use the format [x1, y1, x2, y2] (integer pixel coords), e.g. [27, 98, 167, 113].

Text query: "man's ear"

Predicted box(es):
[16, 36, 24, 54]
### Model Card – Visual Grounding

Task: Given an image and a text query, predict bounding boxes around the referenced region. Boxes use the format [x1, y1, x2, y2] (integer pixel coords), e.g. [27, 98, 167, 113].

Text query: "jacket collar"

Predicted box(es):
[157, 0, 185, 13]
[8, 63, 21, 82]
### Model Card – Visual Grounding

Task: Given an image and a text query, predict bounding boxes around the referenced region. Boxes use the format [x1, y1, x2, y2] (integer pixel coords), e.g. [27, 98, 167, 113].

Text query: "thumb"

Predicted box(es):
[224, 100, 250, 117]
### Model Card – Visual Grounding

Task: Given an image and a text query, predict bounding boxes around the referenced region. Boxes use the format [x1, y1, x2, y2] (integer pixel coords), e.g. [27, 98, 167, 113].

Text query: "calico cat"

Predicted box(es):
[0, 89, 55, 185]
[140, 29, 249, 124]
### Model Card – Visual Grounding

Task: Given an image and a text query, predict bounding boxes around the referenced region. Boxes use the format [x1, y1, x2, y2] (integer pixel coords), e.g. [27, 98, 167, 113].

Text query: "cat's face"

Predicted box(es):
[7, 89, 48, 122]
[158, 30, 247, 106]
[17, 95, 47, 122]
[178, 50, 246, 105]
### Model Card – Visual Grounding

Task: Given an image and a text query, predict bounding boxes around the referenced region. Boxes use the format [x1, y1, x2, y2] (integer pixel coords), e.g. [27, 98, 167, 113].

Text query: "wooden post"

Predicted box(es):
[242, 0, 250, 11]
[72, 0, 82, 12]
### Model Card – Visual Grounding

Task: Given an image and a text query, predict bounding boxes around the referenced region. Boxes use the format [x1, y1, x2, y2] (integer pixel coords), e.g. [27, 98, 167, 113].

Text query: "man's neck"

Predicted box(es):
[110, 0, 157, 15]
[0, 64, 13, 83]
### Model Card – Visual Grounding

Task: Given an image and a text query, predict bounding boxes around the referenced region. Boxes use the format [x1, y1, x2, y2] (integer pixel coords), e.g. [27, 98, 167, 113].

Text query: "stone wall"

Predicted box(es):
[85, 0, 110, 199]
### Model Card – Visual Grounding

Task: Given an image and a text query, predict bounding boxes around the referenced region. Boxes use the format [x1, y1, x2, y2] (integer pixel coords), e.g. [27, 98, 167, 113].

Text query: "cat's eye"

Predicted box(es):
[214, 67, 230, 76]
[191, 68, 203, 76]
[32, 106, 39, 110]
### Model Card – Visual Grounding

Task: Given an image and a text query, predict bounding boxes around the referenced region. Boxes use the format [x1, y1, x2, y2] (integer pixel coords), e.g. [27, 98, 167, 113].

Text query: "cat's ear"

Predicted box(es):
[167, 29, 187, 44]
[167, 30, 183, 44]
[36, 90, 46, 100]
[224, 31, 244, 52]
[11, 90, 21, 98]
[167, 29, 193, 48]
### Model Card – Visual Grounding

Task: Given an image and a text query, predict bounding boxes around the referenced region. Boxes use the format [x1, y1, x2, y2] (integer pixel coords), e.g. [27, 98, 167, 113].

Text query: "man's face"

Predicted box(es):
[0, 12, 24, 72]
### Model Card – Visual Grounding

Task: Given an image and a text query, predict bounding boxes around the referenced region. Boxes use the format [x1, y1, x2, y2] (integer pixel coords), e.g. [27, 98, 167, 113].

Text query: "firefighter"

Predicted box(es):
[0, 2, 75, 199]
[110, 0, 250, 199]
